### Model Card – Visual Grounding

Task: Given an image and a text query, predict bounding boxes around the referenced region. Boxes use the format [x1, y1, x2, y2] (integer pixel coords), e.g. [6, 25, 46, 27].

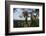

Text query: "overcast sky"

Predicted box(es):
[13, 8, 33, 20]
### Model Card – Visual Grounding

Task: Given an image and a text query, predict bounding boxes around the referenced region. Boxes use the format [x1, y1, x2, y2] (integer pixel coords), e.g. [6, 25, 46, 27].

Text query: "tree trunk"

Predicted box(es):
[26, 16, 28, 24]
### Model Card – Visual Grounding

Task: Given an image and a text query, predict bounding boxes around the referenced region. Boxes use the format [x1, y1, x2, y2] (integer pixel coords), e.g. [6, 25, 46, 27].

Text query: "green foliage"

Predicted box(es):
[14, 18, 39, 27]
[31, 19, 39, 27]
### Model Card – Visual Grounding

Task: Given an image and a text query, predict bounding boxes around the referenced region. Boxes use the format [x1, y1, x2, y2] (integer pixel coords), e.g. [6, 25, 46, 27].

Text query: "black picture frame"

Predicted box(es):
[5, 1, 45, 35]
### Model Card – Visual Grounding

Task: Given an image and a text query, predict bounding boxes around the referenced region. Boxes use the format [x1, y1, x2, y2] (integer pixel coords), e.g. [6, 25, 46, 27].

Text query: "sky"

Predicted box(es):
[13, 8, 33, 20]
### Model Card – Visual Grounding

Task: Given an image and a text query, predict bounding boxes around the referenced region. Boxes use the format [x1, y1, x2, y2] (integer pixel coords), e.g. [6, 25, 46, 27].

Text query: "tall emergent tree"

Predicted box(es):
[23, 11, 28, 25]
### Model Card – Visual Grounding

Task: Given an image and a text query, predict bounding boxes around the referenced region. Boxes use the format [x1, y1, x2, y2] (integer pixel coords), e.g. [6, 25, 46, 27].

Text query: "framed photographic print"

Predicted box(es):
[5, 1, 45, 35]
